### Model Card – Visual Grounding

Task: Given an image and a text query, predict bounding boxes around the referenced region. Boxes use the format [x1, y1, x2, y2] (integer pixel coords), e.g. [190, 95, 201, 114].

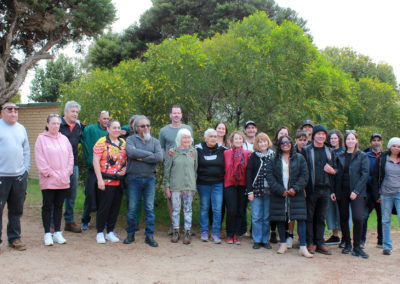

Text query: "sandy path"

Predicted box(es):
[1, 205, 400, 284]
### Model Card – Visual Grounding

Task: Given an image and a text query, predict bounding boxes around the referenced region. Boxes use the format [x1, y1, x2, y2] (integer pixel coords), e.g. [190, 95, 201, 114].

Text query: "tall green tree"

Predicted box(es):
[29, 55, 81, 102]
[322, 47, 397, 88]
[0, 0, 116, 104]
[87, 0, 309, 69]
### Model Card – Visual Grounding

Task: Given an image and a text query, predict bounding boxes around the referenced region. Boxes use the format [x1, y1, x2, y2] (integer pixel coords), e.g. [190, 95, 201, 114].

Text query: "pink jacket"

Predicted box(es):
[35, 132, 74, 190]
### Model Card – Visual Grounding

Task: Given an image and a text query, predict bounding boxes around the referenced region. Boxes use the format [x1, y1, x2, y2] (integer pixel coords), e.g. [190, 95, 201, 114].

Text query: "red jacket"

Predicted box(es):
[224, 147, 251, 187]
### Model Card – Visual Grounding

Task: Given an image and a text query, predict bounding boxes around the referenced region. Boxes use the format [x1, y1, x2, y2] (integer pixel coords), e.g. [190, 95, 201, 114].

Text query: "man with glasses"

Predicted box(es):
[59, 100, 85, 233]
[80, 110, 110, 230]
[124, 116, 163, 247]
[0, 102, 30, 250]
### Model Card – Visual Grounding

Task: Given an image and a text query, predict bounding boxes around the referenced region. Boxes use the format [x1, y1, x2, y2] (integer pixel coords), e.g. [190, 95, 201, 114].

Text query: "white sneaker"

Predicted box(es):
[97, 232, 106, 244]
[53, 231, 67, 244]
[44, 233, 53, 246]
[286, 236, 293, 249]
[106, 231, 120, 243]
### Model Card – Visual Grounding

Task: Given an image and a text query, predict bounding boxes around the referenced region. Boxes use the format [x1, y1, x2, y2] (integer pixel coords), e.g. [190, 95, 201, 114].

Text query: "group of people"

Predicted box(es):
[1, 101, 399, 260]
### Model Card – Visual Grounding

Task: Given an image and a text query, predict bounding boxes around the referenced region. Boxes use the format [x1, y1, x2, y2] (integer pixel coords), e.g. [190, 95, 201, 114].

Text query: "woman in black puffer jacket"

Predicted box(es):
[266, 135, 311, 257]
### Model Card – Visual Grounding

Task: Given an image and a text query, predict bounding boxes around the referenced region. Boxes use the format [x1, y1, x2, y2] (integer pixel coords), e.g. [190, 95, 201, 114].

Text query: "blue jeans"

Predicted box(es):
[64, 165, 78, 224]
[381, 193, 400, 250]
[197, 183, 223, 236]
[126, 176, 156, 237]
[250, 194, 270, 243]
[278, 220, 307, 246]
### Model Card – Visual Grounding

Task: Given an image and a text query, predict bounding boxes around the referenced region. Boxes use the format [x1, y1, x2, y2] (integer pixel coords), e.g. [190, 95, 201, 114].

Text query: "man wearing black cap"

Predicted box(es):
[301, 119, 314, 144]
[361, 133, 383, 248]
[302, 124, 336, 255]
[243, 121, 257, 152]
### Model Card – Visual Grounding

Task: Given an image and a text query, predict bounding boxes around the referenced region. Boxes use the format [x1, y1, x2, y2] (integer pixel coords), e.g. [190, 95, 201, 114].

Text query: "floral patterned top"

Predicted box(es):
[93, 135, 127, 186]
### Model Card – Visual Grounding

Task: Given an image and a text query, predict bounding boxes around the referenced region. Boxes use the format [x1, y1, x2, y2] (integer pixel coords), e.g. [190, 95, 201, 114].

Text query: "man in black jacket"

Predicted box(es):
[302, 125, 336, 255]
[59, 101, 85, 233]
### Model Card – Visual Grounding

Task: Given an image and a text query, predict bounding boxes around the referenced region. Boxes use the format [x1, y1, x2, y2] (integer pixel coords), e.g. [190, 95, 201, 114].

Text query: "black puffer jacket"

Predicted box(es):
[333, 150, 369, 199]
[266, 152, 309, 222]
[196, 142, 225, 185]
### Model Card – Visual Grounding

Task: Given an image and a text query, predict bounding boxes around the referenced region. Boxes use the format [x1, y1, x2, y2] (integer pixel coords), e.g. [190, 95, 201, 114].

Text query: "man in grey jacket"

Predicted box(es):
[123, 115, 163, 247]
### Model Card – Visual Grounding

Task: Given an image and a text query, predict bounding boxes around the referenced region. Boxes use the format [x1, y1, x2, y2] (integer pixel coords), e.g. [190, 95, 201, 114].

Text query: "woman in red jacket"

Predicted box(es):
[224, 131, 251, 244]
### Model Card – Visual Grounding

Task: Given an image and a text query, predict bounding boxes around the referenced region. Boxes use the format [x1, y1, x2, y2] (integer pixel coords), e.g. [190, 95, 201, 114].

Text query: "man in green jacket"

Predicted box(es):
[80, 110, 110, 230]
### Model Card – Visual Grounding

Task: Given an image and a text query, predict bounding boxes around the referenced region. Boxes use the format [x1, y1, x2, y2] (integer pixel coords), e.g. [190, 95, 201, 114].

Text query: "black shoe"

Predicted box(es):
[270, 231, 278, 244]
[352, 247, 369, 259]
[360, 241, 366, 249]
[253, 242, 261, 249]
[339, 240, 346, 248]
[376, 242, 383, 249]
[263, 242, 272, 249]
[145, 236, 158, 247]
[342, 244, 352, 254]
[123, 233, 135, 244]
[325, 235, 340, 245]
[383, 249, 392, 255]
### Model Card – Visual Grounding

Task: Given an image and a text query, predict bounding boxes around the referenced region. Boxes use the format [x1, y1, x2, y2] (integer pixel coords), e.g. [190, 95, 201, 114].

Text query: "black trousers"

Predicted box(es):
[306, 190, 330, 246]
[42, 189, 67, 233]
[224, 186, 246, 237]
[96, 185, 123, 233]
[0, 173, 27, 244]
[338, 195, 365, 248]
[82, 169, 98, 224]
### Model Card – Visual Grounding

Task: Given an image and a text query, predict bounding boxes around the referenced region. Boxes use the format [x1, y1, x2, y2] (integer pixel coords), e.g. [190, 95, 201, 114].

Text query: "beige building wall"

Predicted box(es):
[17, 103, 62, 179]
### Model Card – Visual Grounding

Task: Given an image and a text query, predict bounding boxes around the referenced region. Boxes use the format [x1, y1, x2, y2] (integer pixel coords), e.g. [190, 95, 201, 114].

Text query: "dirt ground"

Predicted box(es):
[1, 205, 400, 284]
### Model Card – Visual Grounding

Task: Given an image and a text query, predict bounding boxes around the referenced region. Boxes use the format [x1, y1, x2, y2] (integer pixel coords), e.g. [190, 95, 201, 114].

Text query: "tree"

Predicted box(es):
[29, 55, 81, 102]
[0, 0, 116, 104]
[87, 0, 309, 69]
[322, 47, 397, 88]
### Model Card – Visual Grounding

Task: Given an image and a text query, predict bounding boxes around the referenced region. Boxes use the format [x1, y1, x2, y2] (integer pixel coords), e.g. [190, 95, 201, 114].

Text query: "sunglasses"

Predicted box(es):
[2, 106, 19, 112]
[48, 113, 60, 118]
[345, 130, 356, 134]
[280, 140, 291, 145]
[139, 124, 151, 128]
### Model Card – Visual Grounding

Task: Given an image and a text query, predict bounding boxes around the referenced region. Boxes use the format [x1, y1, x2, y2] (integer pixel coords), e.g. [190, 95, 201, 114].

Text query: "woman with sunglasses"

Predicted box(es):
[331, 131, 369, 258]
[266, 135, 312, 257]
[93, 119, 127, 244]
[35, 114, 73, 246]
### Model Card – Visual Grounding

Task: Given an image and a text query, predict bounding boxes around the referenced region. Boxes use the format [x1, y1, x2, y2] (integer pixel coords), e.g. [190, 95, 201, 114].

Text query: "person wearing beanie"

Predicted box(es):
[302, 124, 336, 255]
[372, 137, 400, 255]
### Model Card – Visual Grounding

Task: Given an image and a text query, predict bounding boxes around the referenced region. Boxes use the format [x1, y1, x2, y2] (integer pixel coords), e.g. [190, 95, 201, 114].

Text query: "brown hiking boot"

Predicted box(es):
[183, 230, 191, 245]
[171, 229, 180, 243]
[9, 239, 27, 251]
[65, 222, 82, 233]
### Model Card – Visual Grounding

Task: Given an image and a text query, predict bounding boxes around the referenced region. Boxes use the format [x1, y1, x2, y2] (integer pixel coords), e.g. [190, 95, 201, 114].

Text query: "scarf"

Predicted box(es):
[230, 147, 246, 185]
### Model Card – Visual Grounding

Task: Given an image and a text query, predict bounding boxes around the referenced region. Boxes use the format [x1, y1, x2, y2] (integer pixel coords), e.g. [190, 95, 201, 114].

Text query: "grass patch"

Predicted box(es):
[26, 179, 399, 232]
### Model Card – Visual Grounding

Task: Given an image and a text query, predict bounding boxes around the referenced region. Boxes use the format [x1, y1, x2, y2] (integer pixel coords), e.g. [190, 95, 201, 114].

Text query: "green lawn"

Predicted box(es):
[26, 179, 399, 232]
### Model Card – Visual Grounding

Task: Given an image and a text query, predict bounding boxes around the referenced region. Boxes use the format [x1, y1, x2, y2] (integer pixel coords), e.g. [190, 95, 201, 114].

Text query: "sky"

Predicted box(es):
[20, 0, 400, 102]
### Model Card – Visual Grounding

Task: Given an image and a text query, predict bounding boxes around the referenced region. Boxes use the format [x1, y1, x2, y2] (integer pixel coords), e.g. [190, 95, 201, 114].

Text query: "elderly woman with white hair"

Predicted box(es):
[372, 137, 400, 256]
[164, 128, 198, 245]
[196, 128, 226, 244]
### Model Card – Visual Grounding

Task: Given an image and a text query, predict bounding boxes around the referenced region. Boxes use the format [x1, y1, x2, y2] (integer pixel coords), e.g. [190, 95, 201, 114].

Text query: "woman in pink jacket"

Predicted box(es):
[35, 114, 74, 246]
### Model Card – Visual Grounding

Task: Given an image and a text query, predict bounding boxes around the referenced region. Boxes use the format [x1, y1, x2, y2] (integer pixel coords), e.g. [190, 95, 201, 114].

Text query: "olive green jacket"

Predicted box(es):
[163, 146, 198, 191]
